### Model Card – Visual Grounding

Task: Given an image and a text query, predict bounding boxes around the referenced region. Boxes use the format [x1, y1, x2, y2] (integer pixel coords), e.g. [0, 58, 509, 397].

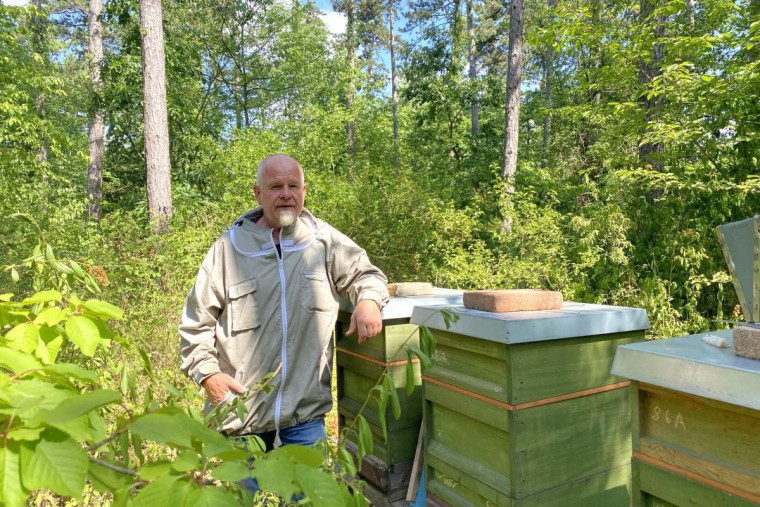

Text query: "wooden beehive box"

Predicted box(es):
[335, 289, 462, 498]
[411, 302, 649, 506]
[612, 331, 760, 507]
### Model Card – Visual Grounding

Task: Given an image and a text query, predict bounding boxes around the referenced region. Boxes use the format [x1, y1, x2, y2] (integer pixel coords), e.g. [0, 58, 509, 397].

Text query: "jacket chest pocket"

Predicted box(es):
[228, 278, 260, 332]
[300, 273, 335, 313]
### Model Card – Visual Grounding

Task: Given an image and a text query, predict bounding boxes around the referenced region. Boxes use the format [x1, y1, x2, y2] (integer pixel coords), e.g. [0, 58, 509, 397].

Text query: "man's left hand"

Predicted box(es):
[346, 299, 383, 344]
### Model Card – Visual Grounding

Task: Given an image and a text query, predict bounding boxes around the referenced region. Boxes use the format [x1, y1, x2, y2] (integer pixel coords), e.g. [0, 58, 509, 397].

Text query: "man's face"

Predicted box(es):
[254, 157, 306, 229]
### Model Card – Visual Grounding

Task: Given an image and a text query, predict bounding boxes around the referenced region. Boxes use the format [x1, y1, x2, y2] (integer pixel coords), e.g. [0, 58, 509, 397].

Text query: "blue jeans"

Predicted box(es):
[238, 418, 327, 497]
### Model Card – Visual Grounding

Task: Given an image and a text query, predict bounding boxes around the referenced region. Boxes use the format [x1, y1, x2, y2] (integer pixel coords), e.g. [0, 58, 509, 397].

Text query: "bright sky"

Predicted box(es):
[1, 0, 29, 5]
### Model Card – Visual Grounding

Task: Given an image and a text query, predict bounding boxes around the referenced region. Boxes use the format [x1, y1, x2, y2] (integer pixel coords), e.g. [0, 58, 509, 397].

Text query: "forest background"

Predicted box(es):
[0, 0, 759, 501]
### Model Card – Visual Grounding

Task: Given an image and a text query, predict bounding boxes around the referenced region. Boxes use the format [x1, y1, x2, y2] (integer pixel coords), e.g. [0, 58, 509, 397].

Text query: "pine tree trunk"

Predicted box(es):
[139, 0, 173, 234]
[87, 0, 105, 221]
[31, 0, 49, 165]
[542, 0, 556, 151]
[500, 0, 525, 231]
[638, 0, 665, 182]
[346, 1, 356, 156]
[390, 0, 399, 167]
[467, 0, 479, 138]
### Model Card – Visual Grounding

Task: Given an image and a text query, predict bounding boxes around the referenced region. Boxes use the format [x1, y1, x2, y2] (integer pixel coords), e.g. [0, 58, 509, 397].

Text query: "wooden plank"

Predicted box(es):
[637, 439, 760, 501]
[424, 379, 510, 433]
[635, 459, 759, 507]
[510, 386, 632, 498]
[638, 385, 760, 479]
[514, 465, 631, 507]
[426, 402, 512, 490]
[406, 425, 424, 502]
[343, 440, 413, 498]
[425, 329, 512, 403]
[510, 330, 643, 404]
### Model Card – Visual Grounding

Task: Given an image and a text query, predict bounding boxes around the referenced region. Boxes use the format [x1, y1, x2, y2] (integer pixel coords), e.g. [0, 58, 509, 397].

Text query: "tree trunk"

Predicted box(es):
[500, 0, 525, 231]
[139, 0, 173, 234]
[31, 0, 49, 165]
[542, 0, 556, 151]
[467, 0, 479, 138]
[87, 0, 105, 221]
[346, 1, 356, 156]
[638, 0, 665, 179]
[390, 0, 399, 168]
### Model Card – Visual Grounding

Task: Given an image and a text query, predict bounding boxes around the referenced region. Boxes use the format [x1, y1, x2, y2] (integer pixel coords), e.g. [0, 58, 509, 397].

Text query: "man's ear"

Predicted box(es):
[253, 185, 261, 204]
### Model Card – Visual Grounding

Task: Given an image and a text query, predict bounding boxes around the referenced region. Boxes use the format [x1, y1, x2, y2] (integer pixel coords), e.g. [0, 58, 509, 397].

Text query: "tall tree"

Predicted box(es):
[638, 0, 665, 177]
[87, 0, 105, 221]
[467, 0, 479, 137]
[500, 0, 525, 230]
[389, 0, 399, 167]
[30, 0, 49, 165]
[139, 0, 172, 234]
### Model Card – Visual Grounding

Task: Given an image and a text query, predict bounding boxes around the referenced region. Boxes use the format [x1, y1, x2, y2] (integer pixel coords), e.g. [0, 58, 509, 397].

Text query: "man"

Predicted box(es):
[179, 153, 388, 450]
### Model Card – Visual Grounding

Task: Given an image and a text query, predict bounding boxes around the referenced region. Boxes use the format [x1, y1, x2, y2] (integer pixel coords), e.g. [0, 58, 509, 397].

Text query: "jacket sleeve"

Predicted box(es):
[325, 226, 389, 308]
[179, 248, 225, 385]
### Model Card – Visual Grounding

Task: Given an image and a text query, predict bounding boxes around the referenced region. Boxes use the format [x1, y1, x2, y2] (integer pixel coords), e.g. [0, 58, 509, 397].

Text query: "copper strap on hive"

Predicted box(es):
[422, 375, 630, 411]
[633, 451, 760, 505]
[336, 347, 419, 368]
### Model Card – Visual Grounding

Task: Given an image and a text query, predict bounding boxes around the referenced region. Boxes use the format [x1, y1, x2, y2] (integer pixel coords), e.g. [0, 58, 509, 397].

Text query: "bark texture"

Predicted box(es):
[140, 0, 173, 234]
[87, 0, 105, 221]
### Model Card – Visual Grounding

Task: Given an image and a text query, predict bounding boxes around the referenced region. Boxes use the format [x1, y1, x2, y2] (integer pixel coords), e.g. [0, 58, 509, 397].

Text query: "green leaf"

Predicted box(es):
[405, 352, 415, 397]
[66, 314, 104, 357]
[187, 486, 239, 507]
[43, 363, 99, 383]
[0, 347, 43, 373]
[211, 461, 251, 483]
[20, 431, 87, 497]
[132, 475, 184, 507]
[296, 464, 345, 507]
[10, 268, 19, 283]
[277, 444, 324, 468]
[131, 413, 193, 448]
[45, 244, 55, 261]
[7, 427, 44, 441]
[253, 457, 299, 498]
[0, 444, 27, 507]
[5, 322, 40, 353]
[137, 460, 177, 481]
[405, 344, 432, 369]
[20, 290, 62, 305]
[421, 326, 438, 355]
[33, 307, 67, 326]
[35, 328, 63, 364]
[357, 415, 373, 458]
[0, 294, 12, 302]
[35, 390, 121, 425]
[82, 299, 124, 320]
[387, 377, 401, 420]
[338, 446, 357, 477]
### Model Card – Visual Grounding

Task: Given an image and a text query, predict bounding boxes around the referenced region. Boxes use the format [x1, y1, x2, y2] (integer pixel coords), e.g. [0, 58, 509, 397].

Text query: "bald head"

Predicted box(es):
[254, 154, 307, 229]
[257, 154, 304, 186]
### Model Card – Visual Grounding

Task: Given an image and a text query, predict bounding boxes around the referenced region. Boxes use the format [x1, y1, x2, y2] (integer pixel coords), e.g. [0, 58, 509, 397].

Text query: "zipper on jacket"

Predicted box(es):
[273, 230, 288, 447]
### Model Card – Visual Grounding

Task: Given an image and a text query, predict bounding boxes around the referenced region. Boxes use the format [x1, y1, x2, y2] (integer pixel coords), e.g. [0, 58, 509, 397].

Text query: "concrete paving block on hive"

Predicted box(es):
[463, 289, 563, 312]
[734, 325, 760, 360]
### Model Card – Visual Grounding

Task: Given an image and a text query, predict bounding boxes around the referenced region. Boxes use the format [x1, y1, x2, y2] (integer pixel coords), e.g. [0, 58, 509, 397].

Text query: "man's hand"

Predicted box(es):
[201, 373, 246, 404]
[346, 299, 383, 344]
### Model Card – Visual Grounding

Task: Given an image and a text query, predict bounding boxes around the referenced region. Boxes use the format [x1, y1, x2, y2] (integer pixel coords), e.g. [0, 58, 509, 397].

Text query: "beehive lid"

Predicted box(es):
[611, 330, 760, 410]
[410, 301, 649, 343]
[339, 288, 463, 321]
[716, 216, 760, 323]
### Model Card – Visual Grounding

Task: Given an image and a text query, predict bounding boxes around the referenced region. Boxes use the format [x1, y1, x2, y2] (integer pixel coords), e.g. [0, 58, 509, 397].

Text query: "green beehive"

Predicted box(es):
[608, 216, 760, 506]
[612, 331, 760, 507]
[335, 289, 462, 499]
[411, 302, 649, 507]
